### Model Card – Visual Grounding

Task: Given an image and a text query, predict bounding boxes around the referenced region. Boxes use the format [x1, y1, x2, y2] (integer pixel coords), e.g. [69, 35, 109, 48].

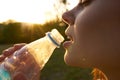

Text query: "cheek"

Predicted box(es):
[74, 6, 105, 49]
[74, 13, 120, 67]
[74, 13, 105, 66]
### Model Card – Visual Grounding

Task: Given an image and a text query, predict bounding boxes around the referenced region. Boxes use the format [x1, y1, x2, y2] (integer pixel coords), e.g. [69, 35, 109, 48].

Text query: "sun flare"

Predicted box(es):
[0, 0, 57, 24]
[0, 0, 79, 24]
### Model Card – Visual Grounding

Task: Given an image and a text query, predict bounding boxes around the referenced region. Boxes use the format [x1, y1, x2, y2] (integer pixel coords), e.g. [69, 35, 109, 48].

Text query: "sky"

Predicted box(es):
[0, 0, 79, 24]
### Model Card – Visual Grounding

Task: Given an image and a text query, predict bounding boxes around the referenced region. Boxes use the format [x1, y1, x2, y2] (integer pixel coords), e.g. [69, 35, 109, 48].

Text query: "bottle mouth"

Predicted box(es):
[46, 29, 64, 48]
[51, 29, 64, 43]
[47, 32, 60, 47]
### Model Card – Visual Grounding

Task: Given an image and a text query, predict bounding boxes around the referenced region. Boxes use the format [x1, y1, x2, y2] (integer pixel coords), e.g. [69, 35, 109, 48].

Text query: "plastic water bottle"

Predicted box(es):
[0, 29, 64, 80]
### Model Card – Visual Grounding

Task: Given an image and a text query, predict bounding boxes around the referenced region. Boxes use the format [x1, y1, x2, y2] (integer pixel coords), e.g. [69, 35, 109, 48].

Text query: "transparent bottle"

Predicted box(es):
[0, 29, 64, 80]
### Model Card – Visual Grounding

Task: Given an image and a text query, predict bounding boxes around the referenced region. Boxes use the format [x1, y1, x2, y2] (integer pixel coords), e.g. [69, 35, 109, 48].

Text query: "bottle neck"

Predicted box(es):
[46, 32, 60, 48]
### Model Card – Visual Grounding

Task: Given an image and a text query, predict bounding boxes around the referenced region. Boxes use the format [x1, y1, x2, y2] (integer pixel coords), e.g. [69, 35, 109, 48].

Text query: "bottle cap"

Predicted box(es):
[47, 29, 64, 47]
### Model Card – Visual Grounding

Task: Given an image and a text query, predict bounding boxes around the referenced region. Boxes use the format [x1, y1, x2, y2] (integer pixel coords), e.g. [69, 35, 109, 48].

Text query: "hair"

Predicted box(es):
[92, 68, 108, 80]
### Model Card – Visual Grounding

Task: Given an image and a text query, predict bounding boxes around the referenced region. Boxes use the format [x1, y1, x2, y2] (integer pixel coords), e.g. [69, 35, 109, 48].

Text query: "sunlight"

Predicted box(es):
[0, 0, 56, 24]
[0, 0, 79, 24]
[67, 0, 79, 10]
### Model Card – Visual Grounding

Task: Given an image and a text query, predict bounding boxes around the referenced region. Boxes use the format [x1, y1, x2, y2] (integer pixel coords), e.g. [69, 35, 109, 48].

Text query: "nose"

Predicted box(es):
[62, 10, 75, 25]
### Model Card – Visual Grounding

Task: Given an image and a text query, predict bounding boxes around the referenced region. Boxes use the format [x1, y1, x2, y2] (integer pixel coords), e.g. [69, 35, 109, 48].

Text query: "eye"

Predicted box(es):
[80, 0, 91, 7]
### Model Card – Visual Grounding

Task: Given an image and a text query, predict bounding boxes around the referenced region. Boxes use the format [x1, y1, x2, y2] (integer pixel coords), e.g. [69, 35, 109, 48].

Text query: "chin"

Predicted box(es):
[64, 51, 74, 66]
[64, 51, 80, 67]
[64, 50, 93, 68]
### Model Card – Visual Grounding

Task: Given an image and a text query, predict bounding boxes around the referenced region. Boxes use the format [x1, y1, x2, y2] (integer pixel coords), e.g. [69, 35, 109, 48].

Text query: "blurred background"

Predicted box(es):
[0, 0, 93, 80]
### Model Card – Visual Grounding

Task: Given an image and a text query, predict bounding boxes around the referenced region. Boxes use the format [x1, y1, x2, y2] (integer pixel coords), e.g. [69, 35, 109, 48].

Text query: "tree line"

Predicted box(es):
[0, 20, 67, 44]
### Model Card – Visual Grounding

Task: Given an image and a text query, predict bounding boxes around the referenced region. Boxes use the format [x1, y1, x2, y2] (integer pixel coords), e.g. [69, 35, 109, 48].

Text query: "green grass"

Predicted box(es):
[0, 44, 93, 80]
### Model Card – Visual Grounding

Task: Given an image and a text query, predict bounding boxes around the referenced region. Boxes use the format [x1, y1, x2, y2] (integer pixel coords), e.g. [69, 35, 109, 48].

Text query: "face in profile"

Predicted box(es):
[62, 0, 120, 70]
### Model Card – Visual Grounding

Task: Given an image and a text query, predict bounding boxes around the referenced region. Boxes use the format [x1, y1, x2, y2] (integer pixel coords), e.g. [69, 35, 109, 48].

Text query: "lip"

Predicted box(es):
[63, 41, 73, 48]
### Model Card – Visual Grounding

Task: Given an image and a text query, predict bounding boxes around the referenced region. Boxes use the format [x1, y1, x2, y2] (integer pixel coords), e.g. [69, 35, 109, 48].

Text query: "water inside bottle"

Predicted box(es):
[27, 36, 57, 69]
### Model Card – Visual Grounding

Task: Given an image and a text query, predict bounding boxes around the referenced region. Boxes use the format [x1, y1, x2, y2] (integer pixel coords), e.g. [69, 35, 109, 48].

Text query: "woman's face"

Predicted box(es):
[62, 0, 120, 70]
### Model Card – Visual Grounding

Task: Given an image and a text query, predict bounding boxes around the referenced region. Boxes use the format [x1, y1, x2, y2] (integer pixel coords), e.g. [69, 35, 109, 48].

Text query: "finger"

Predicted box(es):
[2, 47, 15, 57]
[0, 55, 5, 62]
[1, 43, 26, 62]
[13, 43, 26, 50]
[2, 43, 26, 57]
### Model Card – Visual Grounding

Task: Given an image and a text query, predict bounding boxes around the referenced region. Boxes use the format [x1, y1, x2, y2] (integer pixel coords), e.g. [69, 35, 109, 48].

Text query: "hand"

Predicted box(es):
[0, 43, 26, 62]
[0, 43, 40, 80]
